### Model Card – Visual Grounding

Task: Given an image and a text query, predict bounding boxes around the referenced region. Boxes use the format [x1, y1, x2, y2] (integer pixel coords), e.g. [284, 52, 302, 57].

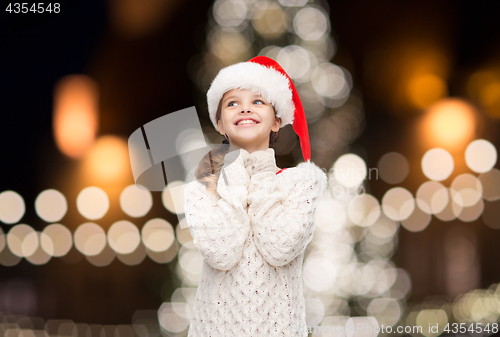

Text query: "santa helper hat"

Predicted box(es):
[207, 56, 327, 194]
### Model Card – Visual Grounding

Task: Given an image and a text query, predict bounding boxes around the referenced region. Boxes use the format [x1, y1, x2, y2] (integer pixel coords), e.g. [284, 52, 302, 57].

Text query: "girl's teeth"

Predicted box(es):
[238, 120, 256, 125]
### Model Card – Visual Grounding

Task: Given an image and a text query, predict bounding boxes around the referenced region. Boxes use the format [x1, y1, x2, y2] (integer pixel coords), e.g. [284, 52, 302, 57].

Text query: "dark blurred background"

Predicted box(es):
[2, 0, 500, 335]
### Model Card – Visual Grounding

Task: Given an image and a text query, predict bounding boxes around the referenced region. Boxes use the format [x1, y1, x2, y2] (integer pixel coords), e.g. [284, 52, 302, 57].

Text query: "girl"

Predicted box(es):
[183, 56, 327, 336]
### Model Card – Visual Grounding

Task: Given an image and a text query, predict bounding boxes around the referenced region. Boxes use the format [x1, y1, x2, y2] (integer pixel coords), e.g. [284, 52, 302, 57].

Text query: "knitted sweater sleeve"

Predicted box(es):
[247, 150, 320, 267]
[183, 150, 251, 271]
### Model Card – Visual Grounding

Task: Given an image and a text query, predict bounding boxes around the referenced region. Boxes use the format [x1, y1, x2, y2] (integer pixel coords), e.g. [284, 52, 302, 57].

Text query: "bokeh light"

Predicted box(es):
[311, 63, 350, 102]
[108, 0, 174, 38]
[213, 0, 248, 28]
[366, 298, 401, 327]
[468, 69, 500, 118]
[209, 29, 251, 65]
[35, 189, 68, 223]
[252, 2, 286, 39]
[107, 221, 141, 255]
[162, 181, 186, 215]
[40, 224, 73, 257]
[53, 75, 99, 159]
[7, 224, 38, 257]
[76, 187, 110, 220]
[333, 154, 366, 188]
[416, 309, 448, 337]
[84, 135, 130, 183]
[347, 194, 381, 227]
[450, 173, 483, 207]
[478, 168, 500, 201]
[74, 222, 107, 256]
[434, 188, 462, 222]
[293, 7, 329, 41]
[421, 148, 454, 181]
[407, 73, 447, 109]
[158, 302, 191, 333]
[457, 198, 484, 222]
[377, 152, 409, 185]
[142, 218, 175, 253]
[401, 206, 431, 232]
[120, 185, 153, 218]
[416, 181, 448, 214]
[381, 187, 415, 221]
[0, 190, 25, 225]
[422, 98, 476, 150]
[465, 139, 497, 173]
[26, 233, 52, 265]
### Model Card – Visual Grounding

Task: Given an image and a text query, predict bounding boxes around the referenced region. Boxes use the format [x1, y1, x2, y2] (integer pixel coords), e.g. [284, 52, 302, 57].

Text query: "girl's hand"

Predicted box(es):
[248, 148, 277, 175]
[224, 147, 250, 168]
[244, 155, 256, 177]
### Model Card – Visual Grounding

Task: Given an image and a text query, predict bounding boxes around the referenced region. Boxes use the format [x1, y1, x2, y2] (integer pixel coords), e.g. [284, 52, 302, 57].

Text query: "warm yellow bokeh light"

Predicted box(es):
[84, 135, 129, 182]
[480, 82, 500, 107]
[422, 98, 476, 150]
[364, 39, 450, 114]
[466, 69, 500, 118]
[407, 73, 447, 109]
[53, 75, 99, 159]
[416, 309, 448, 337]
[480, 81, 500, 118]
[252, 2, 286, 39]
[467, 70, 497, 101]
[209, 30, 251, 65]
[108, 0, 177, 38]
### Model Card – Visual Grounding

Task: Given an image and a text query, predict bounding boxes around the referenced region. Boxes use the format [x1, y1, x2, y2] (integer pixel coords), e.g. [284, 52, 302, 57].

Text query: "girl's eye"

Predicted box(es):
[228, 100, 264, 106]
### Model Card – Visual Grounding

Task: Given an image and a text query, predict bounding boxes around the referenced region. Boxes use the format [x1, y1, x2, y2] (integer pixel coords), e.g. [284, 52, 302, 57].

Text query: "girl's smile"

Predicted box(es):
[236, 120, 260, 127]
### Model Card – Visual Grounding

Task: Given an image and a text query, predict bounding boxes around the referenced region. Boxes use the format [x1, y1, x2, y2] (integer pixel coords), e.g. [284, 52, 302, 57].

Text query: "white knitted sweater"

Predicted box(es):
[183, 148, 321, 337]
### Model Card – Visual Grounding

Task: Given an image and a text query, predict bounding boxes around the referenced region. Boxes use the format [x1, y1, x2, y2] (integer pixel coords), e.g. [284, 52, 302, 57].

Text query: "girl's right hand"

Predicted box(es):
[224, 147, 251, 169]
[244, 154, 256, 176]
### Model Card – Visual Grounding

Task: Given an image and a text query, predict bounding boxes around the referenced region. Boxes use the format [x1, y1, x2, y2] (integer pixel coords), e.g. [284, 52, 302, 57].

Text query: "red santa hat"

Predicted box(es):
[206, 56, 327, 193]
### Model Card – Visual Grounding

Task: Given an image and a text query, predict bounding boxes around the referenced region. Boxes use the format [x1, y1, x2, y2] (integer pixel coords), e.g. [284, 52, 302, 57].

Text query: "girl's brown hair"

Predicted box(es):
[195, 98, 280, 195]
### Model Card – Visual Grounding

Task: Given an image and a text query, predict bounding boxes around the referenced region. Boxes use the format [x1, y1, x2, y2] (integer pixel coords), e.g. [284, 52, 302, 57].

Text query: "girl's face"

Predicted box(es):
[217, 88, 280, 153]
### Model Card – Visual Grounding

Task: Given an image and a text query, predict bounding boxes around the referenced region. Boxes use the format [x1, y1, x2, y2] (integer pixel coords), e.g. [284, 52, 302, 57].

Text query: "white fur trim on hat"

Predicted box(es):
[207, 61, 295, 132]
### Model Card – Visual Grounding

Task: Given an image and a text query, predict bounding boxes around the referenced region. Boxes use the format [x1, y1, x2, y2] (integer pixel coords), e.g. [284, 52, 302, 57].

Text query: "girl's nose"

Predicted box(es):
[240, 101, 253, 112]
